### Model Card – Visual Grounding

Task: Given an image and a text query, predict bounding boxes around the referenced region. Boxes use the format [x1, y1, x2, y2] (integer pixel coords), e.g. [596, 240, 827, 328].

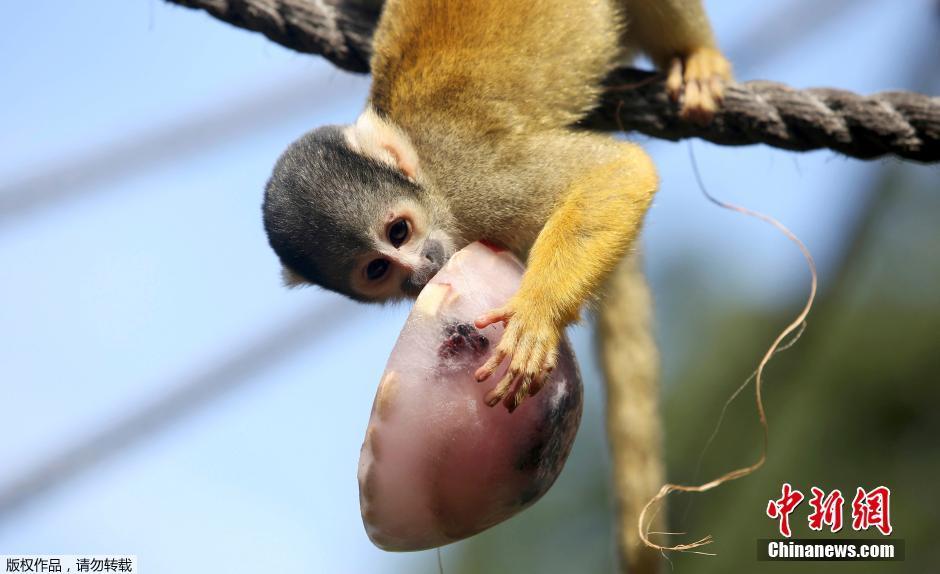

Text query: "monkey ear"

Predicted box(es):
[346, 108, 420, 180]
[381, 141, 418, 180]
[281, 266, 309, 288]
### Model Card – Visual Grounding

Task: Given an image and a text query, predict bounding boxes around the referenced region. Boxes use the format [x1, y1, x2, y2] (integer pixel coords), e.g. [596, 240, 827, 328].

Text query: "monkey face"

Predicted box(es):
[348, 199, 456, 301]
[263, 124, 458, 303]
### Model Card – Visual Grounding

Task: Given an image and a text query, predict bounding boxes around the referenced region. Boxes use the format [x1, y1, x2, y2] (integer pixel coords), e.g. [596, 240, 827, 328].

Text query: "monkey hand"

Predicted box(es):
[665, 46, 732, 124]
[473, 299, 561, 413]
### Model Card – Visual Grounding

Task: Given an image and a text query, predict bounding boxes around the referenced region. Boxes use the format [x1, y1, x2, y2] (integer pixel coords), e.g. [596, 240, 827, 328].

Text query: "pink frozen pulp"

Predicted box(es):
[358, 242, 583, 551]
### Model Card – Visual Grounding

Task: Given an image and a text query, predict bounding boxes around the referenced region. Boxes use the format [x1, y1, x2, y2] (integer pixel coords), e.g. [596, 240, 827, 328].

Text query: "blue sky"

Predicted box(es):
[0, 1, 936, 572]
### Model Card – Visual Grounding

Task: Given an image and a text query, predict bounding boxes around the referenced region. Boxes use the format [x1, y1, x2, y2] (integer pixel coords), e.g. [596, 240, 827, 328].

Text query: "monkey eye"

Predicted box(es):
[366, 258, 390, 281]
[387, 218, 410, 248]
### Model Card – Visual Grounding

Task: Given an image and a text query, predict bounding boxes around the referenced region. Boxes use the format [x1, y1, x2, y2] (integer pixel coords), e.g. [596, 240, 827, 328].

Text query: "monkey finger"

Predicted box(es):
[511, 346, 546, 399]
[528, 370, 547, 397]
[508, 371, 534, 412]
[485, 370, 520, 407]
[543, 348, 558, 375]
[475, 306, 512, 330]
[500, 347, 535, 410]
[520, 345, 546, 379]
[475, 347, 508, 381]
[503, 383, 519, 411]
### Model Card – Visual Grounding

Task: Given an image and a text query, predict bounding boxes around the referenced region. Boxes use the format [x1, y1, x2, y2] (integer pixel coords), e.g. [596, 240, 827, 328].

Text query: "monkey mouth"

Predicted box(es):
[402, 239, 455, 298]
[403, 261, 447, 297]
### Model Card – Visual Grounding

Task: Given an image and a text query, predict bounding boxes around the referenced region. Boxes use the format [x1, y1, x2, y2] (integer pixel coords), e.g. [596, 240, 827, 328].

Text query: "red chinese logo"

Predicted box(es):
[807, 487, 844, 533]
[851, 486, 892, 536]
[766, 483, 804, 538]
[766, 484, 892, 537]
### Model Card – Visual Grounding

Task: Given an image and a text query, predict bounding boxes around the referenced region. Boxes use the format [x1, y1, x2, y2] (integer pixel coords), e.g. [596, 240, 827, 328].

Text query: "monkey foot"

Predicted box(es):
[473, 303, 559, 412]
[666, 46, 732, 124]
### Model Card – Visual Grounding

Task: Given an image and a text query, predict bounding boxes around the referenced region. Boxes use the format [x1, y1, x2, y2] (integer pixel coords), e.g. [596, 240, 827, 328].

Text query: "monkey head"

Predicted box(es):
[263, 111, 457, 302]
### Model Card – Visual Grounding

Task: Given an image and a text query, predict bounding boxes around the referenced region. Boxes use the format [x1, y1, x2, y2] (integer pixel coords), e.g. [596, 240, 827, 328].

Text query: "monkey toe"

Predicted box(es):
[709, 75, 726, 103]
[666, 57, 684, 101]
[682, 81, 718, 124]
[669, 47, 732, 123]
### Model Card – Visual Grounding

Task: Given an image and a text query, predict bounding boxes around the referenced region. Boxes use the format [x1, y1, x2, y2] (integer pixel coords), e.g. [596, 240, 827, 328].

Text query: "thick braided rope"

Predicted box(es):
[588, 69, 940, 162]
[167, 0, 940, 162]
[168, 0, 379, 73]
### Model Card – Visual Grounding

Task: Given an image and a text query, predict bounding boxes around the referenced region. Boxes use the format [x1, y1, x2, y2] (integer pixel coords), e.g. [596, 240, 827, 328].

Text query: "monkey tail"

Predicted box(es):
[597, 252, 664, 574]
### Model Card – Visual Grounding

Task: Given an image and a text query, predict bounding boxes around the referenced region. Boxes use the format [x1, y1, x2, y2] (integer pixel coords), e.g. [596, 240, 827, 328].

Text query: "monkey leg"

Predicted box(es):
[597, 254, 663, 574]
[476, 139, 657, 412]
[619, 0, 732, 122]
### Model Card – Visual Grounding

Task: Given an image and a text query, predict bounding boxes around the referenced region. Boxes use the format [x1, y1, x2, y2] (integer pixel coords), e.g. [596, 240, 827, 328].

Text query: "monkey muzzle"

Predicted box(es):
[402, 238, 449, 296]
[421, 239, 446, 268]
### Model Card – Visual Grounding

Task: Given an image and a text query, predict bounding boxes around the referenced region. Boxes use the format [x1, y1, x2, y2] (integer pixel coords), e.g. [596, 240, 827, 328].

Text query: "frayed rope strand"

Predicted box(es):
[680, 321, 806, 525]
[638, 143, 818, 555]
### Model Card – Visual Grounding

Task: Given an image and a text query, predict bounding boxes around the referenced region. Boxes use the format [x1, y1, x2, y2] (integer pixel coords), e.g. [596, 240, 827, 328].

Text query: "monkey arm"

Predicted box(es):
[474, 140, 658, 411]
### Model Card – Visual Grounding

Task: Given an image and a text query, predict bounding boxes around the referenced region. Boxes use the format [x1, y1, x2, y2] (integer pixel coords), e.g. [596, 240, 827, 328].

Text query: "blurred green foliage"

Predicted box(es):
[448, 167, 939, 573]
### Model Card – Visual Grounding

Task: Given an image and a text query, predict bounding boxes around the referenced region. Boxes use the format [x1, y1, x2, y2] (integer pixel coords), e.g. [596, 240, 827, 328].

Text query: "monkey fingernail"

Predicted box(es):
[476, 361, 499, 381]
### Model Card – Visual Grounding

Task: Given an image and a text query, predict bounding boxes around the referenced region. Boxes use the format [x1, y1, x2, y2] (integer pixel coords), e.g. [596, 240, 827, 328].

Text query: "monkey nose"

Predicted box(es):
[421, 239, 445, 266]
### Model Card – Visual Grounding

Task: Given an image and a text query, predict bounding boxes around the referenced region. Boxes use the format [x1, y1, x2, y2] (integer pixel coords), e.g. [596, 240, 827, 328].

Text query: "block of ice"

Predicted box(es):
[358, 241, 583, 551]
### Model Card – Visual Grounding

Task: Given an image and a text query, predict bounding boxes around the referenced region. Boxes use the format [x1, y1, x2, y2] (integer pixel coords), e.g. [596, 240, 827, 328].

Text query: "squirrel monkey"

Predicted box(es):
[264, 0, 729, 411]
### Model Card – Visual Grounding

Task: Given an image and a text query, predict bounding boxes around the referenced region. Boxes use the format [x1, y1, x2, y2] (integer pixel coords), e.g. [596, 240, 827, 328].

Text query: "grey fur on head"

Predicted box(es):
[262, 125, 423, 299]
